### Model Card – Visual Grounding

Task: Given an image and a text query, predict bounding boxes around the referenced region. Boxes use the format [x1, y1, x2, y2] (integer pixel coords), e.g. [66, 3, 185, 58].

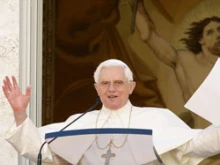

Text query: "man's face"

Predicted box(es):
[200, 21, 220, 55]
[94, 67, 136, 110]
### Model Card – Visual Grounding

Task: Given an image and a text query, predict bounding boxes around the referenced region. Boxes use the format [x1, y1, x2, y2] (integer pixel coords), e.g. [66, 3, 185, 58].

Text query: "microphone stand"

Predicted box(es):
[37, 98, 100, 165]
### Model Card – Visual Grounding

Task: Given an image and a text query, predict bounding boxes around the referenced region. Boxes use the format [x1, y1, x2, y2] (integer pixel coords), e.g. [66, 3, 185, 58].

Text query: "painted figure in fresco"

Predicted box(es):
[133, 1, 220, 164]
[134, 0, 220, 129]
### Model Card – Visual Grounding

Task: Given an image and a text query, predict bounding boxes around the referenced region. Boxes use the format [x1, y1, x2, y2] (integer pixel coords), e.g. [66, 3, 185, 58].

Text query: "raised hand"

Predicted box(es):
[2, 76, 31, 125]
[129, 0, 154, 41]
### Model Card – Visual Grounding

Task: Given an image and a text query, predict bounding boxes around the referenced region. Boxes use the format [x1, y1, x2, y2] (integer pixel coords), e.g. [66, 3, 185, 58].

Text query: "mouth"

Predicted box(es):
[215, 40, 220, 45]
[108, 95, 118, 98]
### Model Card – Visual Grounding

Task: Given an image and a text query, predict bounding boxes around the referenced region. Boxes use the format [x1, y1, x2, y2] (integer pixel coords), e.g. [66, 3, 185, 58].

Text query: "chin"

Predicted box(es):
[103, 99, 125, 110]
[107, 106, 120, 110]
[105, 103, 122, 110]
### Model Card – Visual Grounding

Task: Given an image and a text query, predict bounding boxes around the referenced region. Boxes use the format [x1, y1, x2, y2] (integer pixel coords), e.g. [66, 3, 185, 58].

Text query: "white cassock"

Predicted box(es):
[5, 101, 220, 165]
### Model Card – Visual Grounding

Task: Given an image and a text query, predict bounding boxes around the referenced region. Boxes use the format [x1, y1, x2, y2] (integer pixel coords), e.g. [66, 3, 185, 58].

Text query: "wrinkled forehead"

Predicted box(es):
[204, 21, 220, 31]
[98, 66, 127, 81]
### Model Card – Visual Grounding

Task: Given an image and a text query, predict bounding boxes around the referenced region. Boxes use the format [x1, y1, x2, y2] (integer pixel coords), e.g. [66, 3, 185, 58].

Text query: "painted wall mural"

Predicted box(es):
[50, 0, 165, 124]
[43, 0, 220, 164]
[127, 0, 220, 164]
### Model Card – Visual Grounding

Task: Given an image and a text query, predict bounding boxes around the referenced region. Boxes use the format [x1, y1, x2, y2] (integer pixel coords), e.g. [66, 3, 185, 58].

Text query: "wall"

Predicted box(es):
[0, 0, 19, 164]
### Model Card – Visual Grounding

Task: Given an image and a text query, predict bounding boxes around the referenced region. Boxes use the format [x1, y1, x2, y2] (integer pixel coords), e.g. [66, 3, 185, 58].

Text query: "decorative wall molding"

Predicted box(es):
[19, 0, 43, 164]
[42, 0, 55, 125]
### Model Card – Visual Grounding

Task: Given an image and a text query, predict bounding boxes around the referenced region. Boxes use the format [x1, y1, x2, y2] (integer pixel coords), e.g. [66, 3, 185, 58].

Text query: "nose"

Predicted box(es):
[108, 83, 117, 91]
[216, 29, 220, 37]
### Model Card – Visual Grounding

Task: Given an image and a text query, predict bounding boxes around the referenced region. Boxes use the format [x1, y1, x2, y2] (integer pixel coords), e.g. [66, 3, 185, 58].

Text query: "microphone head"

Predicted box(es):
[96, 97, 101, 103]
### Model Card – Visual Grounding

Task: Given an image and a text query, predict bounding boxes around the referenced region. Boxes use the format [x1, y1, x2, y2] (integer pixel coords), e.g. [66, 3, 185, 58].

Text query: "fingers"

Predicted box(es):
[2, 76, 31, 98]
[12, 75, 19, 91]
[25, 85, 31, 96]
[3, 76, 13, 90]
[128, 0, 145, 11]
[2, 76, 11, 97]
[7, 76, 14, 90]
[128, 0, 134, 9]
[2, 76, 18, 97]
[2, 86, 8, 97]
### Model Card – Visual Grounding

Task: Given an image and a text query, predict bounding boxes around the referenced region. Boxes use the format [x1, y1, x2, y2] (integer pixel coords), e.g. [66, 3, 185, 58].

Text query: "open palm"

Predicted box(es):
[2, 76, 31, 113]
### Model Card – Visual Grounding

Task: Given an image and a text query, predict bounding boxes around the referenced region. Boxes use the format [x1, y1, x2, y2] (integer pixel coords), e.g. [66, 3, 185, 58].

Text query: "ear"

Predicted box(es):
[129, 81, 136, 94]
[94, 83, 100, 96]
[94, 83, 97, 90]
[199, 38, 204, 45]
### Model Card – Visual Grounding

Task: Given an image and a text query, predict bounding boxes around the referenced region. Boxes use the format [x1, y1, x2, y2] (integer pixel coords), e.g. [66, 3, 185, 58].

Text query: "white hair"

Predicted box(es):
[94, 59, 133, 83]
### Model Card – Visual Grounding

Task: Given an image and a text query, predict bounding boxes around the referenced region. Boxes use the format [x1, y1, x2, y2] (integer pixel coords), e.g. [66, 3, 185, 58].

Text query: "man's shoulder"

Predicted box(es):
[133, 106, 169, 112]
[132, 106, 173, 118]
[133, 106, 185, 123]
[176, 50, 202, 68]
[177, 50, 197, 60]
[66, 110, 99, 120]
[63, 110, 99, 127]
[130, 106, 189, 129]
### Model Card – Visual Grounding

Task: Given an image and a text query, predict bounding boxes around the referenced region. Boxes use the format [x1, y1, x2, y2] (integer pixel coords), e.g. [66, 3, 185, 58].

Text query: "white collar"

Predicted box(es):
[96, 101, 133, 128]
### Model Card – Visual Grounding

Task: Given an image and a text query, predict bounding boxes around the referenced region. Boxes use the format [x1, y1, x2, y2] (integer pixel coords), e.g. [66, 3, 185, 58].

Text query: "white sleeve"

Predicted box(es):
[178, 125, 220, 159]
[5, 118, 53, 163]
[160, 125, 220, 165]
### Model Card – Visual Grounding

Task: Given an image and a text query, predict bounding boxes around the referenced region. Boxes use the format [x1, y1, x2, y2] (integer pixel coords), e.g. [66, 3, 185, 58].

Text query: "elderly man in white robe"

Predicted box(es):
[2, 59, 220, 165]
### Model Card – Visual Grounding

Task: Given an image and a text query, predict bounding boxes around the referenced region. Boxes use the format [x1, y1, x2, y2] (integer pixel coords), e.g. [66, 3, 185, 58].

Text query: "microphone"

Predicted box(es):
[37, 98, 100, 165]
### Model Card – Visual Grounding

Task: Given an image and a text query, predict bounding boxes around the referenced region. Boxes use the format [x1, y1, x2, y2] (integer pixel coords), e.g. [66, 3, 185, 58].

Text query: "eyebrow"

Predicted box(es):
[206, 29, 213, 35]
